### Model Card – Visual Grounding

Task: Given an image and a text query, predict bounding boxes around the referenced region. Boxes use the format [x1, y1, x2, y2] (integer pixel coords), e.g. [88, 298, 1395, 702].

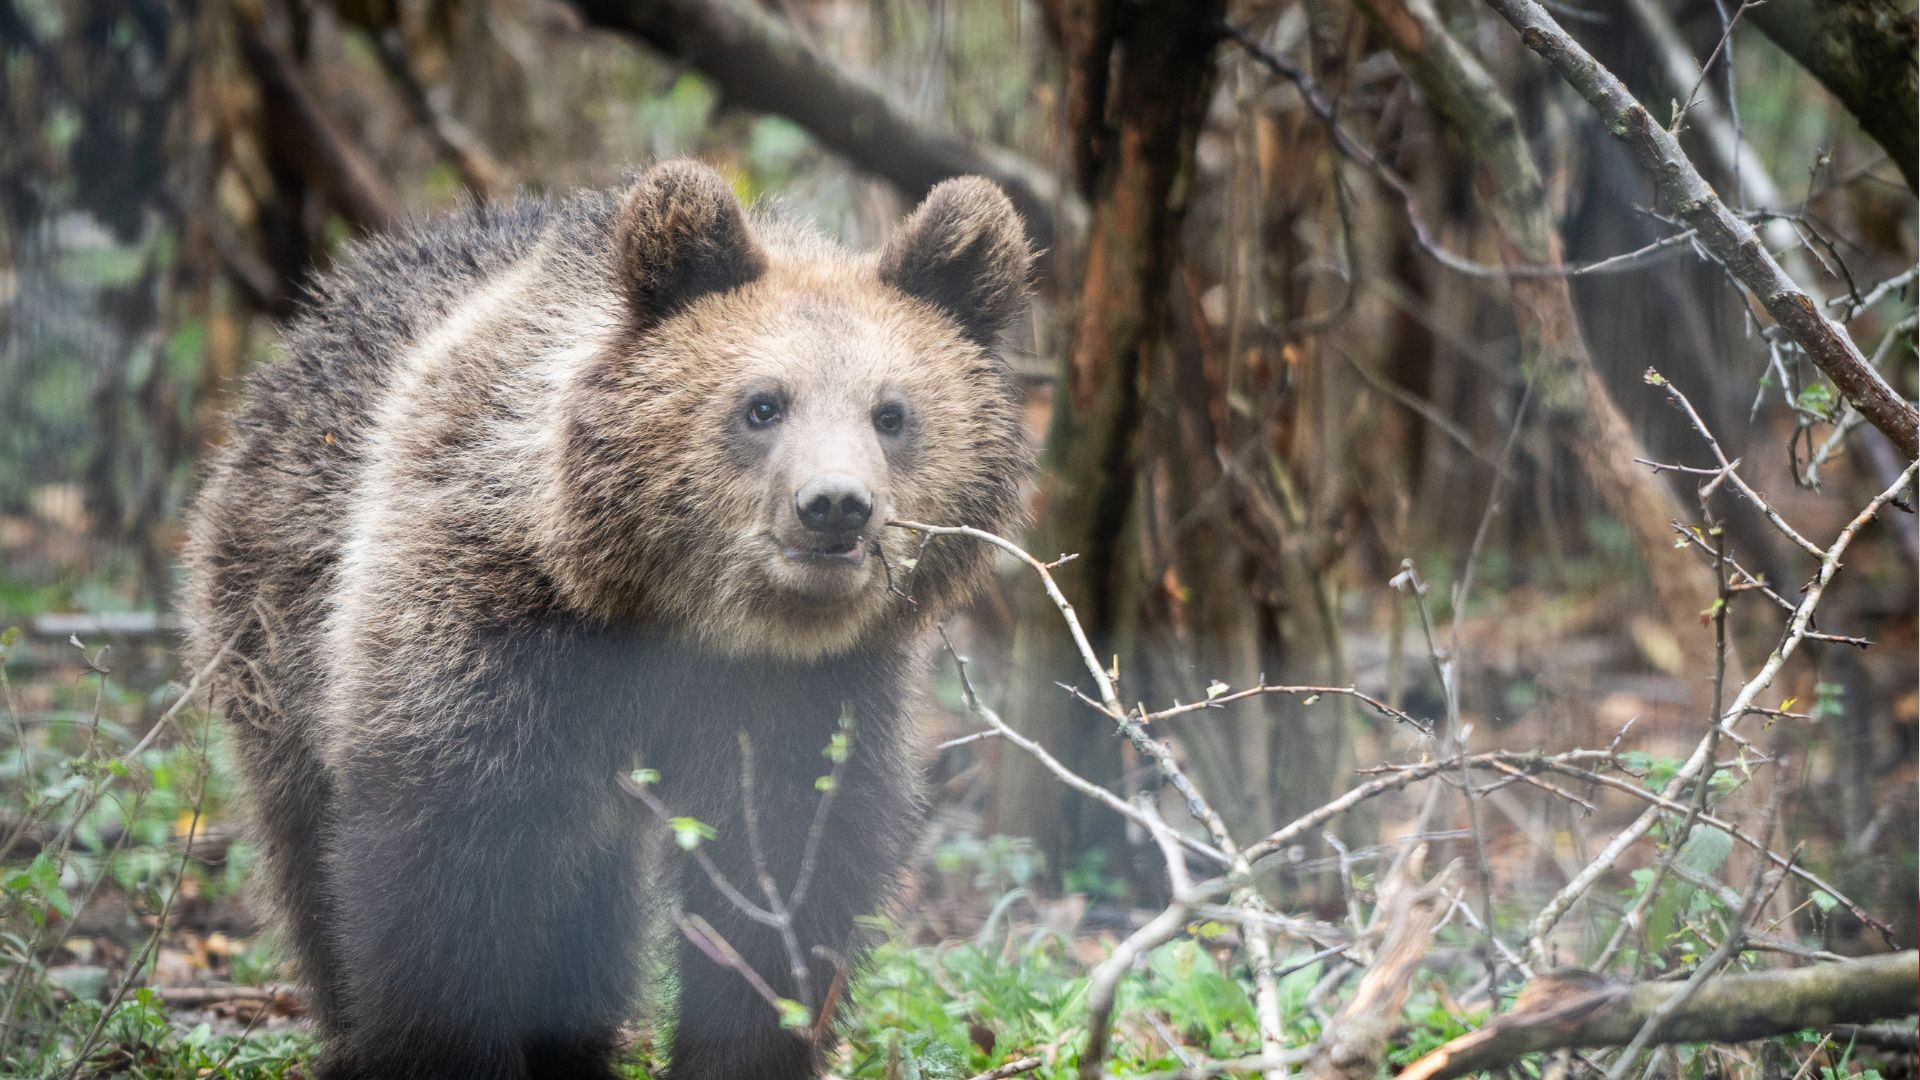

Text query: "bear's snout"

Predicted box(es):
[795, 473, 873, 534]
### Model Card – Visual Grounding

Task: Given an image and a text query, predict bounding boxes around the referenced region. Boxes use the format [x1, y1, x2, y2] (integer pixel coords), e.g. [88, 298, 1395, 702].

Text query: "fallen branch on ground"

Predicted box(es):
[1309, 850, 1456, 1080]
[1399, 951, 1920, 1080]
[150, 985, 299, 1009]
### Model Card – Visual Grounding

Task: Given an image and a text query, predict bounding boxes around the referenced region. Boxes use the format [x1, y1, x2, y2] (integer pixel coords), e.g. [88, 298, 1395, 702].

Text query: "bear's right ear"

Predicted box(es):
[614, 160, 766, 326]
[878, 177, 1033, 346]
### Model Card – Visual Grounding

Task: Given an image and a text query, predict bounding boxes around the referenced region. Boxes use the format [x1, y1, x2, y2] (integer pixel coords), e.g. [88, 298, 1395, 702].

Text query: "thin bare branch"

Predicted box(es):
[1482, 0, 1920, 458]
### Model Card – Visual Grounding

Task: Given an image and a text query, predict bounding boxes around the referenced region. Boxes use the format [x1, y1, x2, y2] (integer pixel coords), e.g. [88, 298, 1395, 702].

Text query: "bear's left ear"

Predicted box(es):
[878, 177, 1033, 346]
[614, 160, 766, 327]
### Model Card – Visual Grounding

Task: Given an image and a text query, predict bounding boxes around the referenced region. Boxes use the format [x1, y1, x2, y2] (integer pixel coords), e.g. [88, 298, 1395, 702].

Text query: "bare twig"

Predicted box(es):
[1482, 0, 1920, 458]
[735, 732, 813, 1010]
[898, 525, 1292, 1079]
[1141, 682, 1430, 735]
[1221, 20, 1706, 284]
[965, 1056, 1045, 1080]
[617, 772, 782, 928]
[1600, 803, 1784, 1079]
[931, 628, 1230, 869]
[1399, 951, 1919, 1080]
[1523, 454, 1915, 963]
[676, 911, 785, 1011]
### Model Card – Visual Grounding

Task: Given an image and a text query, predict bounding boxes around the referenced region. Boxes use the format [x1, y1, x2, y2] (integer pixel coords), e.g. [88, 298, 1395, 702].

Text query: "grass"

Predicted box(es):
[0, 629, 1897, 1079]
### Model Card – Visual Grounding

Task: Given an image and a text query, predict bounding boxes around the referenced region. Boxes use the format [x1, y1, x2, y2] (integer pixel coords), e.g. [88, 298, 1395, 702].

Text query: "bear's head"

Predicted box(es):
[549, 160, 1035, 659]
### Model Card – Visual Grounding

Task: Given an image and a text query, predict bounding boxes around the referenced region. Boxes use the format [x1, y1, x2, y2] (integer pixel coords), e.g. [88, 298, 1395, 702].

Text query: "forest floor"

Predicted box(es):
[2, 507, 1914, 1078]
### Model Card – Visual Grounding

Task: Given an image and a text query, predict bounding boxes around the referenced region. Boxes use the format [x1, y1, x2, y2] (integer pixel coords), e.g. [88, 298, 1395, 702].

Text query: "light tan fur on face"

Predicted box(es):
[542, 215, 1031, 660]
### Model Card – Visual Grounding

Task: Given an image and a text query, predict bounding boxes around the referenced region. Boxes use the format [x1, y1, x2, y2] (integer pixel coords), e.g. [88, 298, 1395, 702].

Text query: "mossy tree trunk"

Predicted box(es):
[992, 0, 1225, 884]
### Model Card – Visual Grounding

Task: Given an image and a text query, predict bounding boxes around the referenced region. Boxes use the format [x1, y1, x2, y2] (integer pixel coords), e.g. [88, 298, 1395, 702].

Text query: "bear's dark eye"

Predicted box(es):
[745, 396, 783, 428]
[873, 402, 906, 436]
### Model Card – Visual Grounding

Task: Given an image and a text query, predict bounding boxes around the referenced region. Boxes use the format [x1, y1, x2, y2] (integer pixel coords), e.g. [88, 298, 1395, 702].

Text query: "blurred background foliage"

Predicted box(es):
[0, 0, 1915, 1074]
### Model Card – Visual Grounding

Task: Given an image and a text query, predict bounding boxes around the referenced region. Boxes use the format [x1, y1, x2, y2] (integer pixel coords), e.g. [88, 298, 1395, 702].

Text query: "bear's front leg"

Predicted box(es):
[663, 736, 923, 1080]
[317, 733, 639, 1080]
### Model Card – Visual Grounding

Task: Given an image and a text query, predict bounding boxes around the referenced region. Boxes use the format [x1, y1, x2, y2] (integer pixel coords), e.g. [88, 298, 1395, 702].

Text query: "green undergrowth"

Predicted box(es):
[0, 637, 1892, 1078]
[9, 932, 1890, 1078]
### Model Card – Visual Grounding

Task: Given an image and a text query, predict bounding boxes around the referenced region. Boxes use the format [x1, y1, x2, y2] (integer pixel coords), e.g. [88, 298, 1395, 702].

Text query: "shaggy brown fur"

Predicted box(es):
[181, 160, 1032, 1080]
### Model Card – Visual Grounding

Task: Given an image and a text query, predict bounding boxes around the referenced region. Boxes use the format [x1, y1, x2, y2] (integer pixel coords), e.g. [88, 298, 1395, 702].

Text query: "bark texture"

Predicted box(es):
[1358, 0, 1723, 667]
[570, 0, 1069, 254]
[1483, 0, 1920, 461]
[1401, 951, 1920, 1080]
[1750, 0, 1918, 191]
[995, 0, 1225, 869]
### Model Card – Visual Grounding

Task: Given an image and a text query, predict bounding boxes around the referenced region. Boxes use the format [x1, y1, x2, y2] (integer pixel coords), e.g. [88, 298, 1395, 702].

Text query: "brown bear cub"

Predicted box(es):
[181, 160, 1033, 1080]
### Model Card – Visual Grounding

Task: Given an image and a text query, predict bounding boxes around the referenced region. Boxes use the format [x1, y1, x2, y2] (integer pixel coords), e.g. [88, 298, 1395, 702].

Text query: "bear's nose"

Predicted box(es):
[796, 475, 873, 534]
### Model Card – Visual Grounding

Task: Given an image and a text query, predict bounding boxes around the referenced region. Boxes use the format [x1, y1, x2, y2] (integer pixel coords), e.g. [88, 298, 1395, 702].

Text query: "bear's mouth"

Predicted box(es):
[781, 536, 867, 566]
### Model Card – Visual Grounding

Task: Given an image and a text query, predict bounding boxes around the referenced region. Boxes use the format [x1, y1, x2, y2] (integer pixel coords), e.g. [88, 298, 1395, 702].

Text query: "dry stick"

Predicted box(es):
[1665, 525, 1872, 648]
[1601, 447, 1740, 978]
[1310, 851, 1457, 1080]
[1483, 760, 1596, 815]
[1237, 752, 1543, 869]
[1837, 265, 1918, 321]
[1079, 901, 1218, 1080]
[897, 525, 1237, 864]
[1623, 0, 1819, 305]
[1141, 681, 1428, 734]
[1352, 749, 1882, 947]
[1601, 799, 1784, 1080]
[676, 911, 785, 1011]
[1522, 762, 1879, 936]
[735, 732, 814, 1013]
[1217, 21, 1701, 282]
[1521, 456, 1916, 964]
[787, 715, 852, 913]
[1480, 0, 1920, 459]
[1395, 352, 1540, 995]
[149, 984, 297, 1007]
[1397, 951, 1919, 1080]
[121, 631, 238, 763]
[932, 627, 1229, 870]
[60, 713, 213, 1080]
[617, 773, 782, 928]
[964, 1057, 1045, 1080]
[1188, 905, 1349, 949]
[1074, 798, 1218, 1080]
[1647, 372, 1826, 558]
[1126, 1050, 1322, 1080]
[1804, 314, 1920, 488]
[897, 527, 1290, 1078]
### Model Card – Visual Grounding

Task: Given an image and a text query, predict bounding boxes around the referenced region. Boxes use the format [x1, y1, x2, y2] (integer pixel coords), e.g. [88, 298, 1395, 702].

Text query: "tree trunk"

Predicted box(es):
[1749, 0, 1918, 191]
[993, 0, 1224, 882]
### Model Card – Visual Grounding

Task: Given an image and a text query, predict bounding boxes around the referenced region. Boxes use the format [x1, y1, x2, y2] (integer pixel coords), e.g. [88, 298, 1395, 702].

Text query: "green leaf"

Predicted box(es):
[28, 851, 60, 892]
[1677, 827, 1733, 878]
[775, 997, 813, 1031]
[824, 732, 851, 764]
[670, 817, 716, 851]
[1794, 382, 1837, 417]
